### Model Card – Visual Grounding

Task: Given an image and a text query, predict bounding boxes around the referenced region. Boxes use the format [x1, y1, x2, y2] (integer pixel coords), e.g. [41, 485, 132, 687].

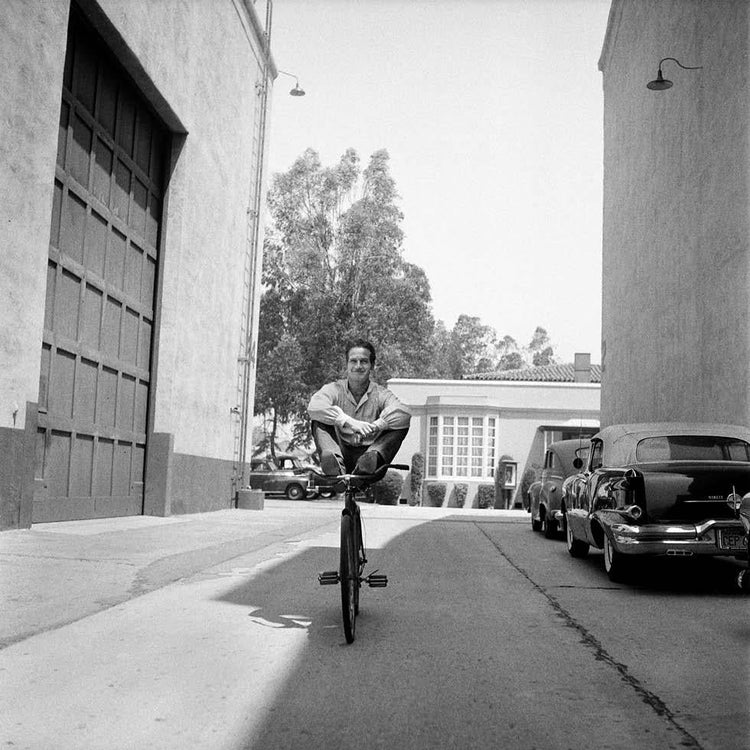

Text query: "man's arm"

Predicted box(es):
[307, 383, 348, 426]
[308, 383, 377, 437]
[372, 389, 411, 432]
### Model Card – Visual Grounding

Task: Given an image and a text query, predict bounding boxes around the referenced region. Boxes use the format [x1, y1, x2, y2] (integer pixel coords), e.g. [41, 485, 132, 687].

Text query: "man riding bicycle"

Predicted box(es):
[308, 338, 410, 476]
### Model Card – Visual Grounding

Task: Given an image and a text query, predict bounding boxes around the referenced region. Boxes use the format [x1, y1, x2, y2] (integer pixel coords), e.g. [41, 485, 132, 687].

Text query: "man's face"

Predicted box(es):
[346, 347, 372, 387]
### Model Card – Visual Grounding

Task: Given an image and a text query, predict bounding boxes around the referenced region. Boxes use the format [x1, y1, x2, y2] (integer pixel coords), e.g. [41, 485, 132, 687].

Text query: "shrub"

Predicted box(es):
[409, 452, 425, 506]
[423, 482, 447, 508]
[447, 483, 468, 508]
[373, 469, 403, 506]
[476, 484, 495, 509]
[520, 467, 537, 510]
[494, 460, 505, 509]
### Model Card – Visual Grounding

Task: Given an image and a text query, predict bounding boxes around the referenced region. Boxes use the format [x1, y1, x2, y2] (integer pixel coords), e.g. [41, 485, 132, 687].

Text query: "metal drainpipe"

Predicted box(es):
[238, 0, 274, 491]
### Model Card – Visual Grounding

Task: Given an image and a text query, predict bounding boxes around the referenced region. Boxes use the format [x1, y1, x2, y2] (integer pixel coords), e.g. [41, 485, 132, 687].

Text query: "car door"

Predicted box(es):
[566, 438, 601, 539]
[580, 439, 605, 544]
[542, 448, 564, 509]
[249, 460, 277, 493]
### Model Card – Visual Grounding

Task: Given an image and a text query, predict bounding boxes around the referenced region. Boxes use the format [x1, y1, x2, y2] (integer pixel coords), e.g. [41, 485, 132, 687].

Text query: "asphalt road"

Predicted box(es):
[1, 504, 747, 749]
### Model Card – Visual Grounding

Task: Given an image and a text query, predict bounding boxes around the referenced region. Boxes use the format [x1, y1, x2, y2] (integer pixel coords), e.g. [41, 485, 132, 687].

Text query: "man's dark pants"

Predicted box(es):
[311, 421, 408, 474]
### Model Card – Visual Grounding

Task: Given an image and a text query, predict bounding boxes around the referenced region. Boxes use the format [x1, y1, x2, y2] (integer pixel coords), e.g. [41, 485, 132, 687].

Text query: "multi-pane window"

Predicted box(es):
[427, 415, 497, 479]
[427, 417, 439, 476]
[486, 418, 496, 477]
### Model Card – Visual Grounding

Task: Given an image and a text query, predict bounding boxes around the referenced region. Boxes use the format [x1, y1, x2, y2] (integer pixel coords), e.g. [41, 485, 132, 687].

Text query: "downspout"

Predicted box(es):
[237, 0, 274, 491]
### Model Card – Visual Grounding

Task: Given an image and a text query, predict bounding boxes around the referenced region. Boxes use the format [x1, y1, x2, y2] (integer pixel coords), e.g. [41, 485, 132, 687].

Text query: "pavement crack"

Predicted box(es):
[476, 524, 705, 750]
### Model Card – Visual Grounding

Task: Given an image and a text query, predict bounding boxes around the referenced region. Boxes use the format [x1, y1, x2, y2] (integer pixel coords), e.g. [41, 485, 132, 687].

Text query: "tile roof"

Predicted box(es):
[465, 362, 602, 383]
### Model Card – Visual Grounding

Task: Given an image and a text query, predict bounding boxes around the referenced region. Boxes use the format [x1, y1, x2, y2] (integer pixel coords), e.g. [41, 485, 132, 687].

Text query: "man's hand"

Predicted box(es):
[347, 418, 378, 438]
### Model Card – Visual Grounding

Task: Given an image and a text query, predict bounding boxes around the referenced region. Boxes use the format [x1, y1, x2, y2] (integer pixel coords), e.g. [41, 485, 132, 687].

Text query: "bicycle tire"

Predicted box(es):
[340, 513, 357, 643]
[354, 508, 364, 615]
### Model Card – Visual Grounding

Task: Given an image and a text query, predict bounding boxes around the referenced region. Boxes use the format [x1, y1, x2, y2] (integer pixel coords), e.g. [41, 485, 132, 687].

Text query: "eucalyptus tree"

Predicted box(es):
[255, 148, 436, 449]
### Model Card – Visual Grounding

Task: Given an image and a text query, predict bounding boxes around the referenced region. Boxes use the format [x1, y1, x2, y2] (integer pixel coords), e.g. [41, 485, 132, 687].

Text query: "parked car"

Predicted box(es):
[528, 439, 590, 538]
[274, 453, 336, 498]
[248, 454, 320, 500]
[563, 423, 750, 582]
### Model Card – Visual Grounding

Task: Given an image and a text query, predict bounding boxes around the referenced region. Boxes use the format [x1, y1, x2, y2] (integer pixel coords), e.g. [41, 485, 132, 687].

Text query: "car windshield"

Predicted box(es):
[635, 435, 750, 462]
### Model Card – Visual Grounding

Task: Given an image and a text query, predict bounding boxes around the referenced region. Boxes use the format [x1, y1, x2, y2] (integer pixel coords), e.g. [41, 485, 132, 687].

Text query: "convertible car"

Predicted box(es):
[528, 439, 590, 538]
[563, 423, 750, 582]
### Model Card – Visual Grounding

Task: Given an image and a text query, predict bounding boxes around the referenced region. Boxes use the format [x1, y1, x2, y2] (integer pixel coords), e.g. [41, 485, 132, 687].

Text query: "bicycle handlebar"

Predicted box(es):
[309, 462, 409, 485]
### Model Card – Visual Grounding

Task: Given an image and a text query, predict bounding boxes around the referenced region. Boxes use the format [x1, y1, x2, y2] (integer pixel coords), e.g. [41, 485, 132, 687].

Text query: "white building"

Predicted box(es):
[388, 354, 601, 508]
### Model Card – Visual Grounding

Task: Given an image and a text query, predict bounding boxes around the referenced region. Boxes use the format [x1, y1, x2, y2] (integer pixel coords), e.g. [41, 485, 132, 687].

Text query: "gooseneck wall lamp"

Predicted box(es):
[277, 69, 306, 97]
[647, 57, 702, 90]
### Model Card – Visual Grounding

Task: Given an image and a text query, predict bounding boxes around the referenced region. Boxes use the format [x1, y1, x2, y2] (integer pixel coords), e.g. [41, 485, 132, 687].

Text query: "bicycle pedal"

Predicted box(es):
[318, 570, 339, 585]
[366, 573, 388, 588]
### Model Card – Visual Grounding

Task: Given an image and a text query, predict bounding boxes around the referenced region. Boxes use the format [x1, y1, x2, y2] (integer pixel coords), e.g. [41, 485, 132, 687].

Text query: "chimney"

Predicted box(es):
[574, 352, 591, 382]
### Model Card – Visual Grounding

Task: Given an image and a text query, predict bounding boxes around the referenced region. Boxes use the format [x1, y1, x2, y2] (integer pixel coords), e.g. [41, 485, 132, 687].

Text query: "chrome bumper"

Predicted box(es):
[608, 519, 747, 557]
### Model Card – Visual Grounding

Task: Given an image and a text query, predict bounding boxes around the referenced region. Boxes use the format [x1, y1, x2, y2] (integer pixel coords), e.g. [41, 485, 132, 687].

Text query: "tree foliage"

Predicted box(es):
[254, 148, 561, 451]
[528, 326, 556, 366]
[255, 148, 437, 448]
[446, 314, 496, 379]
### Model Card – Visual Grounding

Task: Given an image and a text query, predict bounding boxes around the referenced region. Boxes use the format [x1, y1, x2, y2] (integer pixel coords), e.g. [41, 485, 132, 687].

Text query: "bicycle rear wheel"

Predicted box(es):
[340, 513, 358, 643]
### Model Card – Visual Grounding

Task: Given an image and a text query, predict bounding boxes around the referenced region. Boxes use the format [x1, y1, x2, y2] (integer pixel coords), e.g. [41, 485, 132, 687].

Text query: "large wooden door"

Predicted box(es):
[34, 10, 168, 522]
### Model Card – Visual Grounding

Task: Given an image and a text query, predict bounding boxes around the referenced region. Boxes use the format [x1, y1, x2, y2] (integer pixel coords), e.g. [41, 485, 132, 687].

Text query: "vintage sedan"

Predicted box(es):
[563, 423, 750, 582]
[528, 439, 590, 538]
[248, 454, 318, 500]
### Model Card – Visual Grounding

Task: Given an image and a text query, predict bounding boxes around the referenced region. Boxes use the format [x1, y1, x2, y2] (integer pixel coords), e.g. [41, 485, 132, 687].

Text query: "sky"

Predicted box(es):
[265, 0, 612, 364]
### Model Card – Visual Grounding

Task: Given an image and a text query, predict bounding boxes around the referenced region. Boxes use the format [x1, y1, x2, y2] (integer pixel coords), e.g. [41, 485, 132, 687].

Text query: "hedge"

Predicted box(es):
[447, 483, 468, 508]
[476, 484, 495, 509]
[409, 452, 425, 506]
[520, 467, 537, 510]
[423, 481, 447, 508]
[373, 469, 403, 505]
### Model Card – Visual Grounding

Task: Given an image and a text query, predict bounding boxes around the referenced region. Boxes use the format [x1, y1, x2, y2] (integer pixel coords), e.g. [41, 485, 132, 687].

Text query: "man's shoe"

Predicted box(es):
[354, 450, 380, 475]
[320, 451, 344, 477]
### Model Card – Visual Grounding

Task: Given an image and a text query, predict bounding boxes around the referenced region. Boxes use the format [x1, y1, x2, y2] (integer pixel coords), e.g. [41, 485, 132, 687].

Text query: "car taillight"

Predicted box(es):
[623, 504, 643, 521]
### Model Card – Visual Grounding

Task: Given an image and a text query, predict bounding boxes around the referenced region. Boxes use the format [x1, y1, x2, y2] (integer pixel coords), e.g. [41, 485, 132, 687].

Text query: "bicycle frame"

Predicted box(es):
[317, 463, 407, 643]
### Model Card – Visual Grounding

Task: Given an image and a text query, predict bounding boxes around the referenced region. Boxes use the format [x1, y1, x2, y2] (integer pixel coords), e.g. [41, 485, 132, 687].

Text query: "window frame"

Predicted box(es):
[426, 414, 497, 480]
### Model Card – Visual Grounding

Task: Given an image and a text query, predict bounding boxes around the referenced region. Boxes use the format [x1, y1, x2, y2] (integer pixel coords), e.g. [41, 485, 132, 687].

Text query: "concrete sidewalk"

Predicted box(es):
[0, 501, 528, 650]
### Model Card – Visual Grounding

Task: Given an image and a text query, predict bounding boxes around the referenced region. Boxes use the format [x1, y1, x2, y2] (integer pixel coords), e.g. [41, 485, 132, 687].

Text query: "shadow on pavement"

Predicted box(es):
[210, 513, 749, 750]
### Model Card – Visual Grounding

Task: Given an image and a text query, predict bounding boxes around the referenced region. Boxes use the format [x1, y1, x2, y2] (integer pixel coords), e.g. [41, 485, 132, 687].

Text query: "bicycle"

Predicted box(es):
[316, 462, 408, 643]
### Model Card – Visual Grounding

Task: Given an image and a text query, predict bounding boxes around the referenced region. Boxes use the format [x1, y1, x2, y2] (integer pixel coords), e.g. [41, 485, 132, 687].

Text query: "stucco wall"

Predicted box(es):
[0, 0, 273, 525]
[88, 0, 268, 459]
[0, 1, 70, 432]
[600, 0, 750, 426]
[0, 0, 268, 457]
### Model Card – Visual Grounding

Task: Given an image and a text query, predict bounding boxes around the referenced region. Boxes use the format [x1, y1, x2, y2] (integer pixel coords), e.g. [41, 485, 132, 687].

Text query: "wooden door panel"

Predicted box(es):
[34, 9, 167, 522]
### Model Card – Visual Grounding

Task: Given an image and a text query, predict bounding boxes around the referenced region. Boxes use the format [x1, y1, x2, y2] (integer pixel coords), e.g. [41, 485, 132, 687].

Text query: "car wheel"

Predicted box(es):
[543, 515, 558, 539]
[566, 516, 589, 558]
[603, 534, 631, 583]
[318, 488, 334, 499]
[531, 513, 542, 532]
[286, 483, 305, 501]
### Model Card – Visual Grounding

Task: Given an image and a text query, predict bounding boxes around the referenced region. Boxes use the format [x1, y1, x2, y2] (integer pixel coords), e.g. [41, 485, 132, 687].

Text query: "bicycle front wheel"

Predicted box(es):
[354, 507, 364, 615]
[340, 512, 358, 643]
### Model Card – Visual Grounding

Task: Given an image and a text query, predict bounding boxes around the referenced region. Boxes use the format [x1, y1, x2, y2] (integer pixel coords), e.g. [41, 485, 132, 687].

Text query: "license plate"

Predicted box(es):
[718, 529, 747, 551]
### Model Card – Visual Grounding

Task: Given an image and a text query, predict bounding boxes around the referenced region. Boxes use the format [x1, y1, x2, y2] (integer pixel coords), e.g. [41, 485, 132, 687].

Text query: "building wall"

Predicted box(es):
[600, 0, 750, 426]
[0, 0, 273, 527]
[388, 378, 600, 507]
